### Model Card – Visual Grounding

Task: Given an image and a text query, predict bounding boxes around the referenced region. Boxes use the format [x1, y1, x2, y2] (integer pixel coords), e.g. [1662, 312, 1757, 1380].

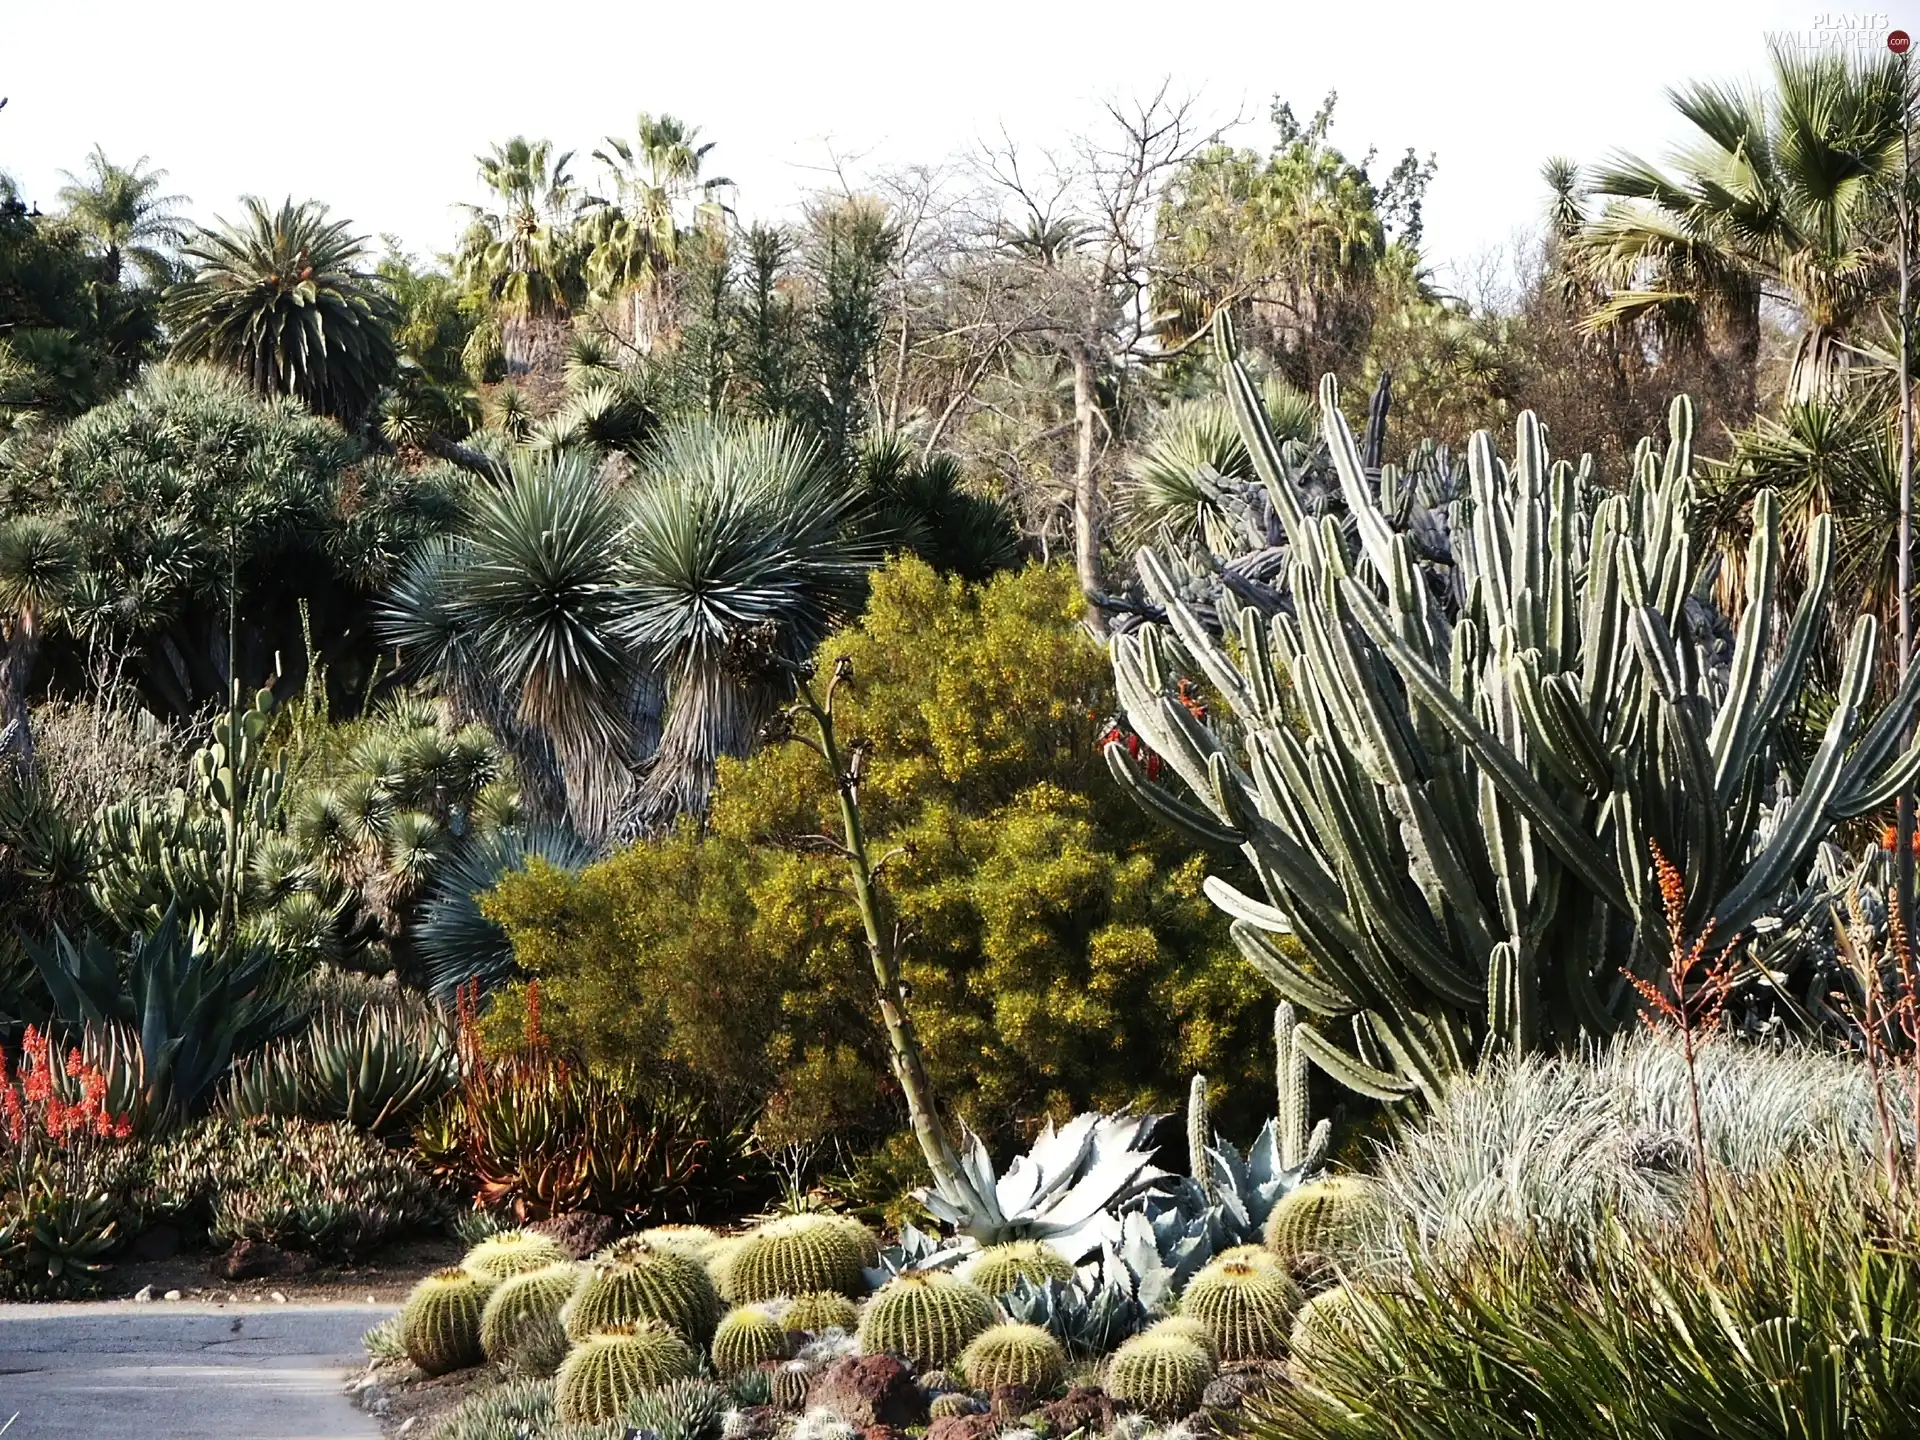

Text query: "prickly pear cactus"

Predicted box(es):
[856, 1270, 996, 1371]
[554, 1321, 700, 1424]
[399, 1267, 493, 1375]
[1105, 1330, 1215, 1417]
[958, 1321, 1067, 1394]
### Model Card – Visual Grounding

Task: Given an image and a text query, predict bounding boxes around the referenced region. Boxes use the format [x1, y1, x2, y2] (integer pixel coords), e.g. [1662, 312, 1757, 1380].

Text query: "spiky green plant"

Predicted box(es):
[1105, 1330, 1215, 1417]
[1286, 1283, 1377, 1381]
[771, 1360, 814, 1411]
[782, 1291, 860, 1334]
[479, 1261, 582, 1363]
[1179, 1249, 1300, 1362]
[1110, 315, 1920, 1104]
[958, 1322, 1067, 1393]
[465, 1227, 573, 1282]
[712, 1304, 791, 1374]
[563, 1235, 722, 1342]
[1264, 1176, 1386, 1279]
[961, 1240, 1077, 1296]
[399, 1267, 492, 1375]
[722, 1215, 868, 1303]
[624, 1376, 730, 1440]
[554, 1321, 700, 1424]
[930, 1392, 984, 1420]
[856, 1270, 996, 1370]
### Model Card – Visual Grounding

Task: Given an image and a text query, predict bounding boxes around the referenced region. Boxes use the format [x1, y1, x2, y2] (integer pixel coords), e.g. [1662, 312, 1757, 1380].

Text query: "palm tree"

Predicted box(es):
[56, 147, 187, 286]
[619, 418, 876, 829]
[0, 518, 77, 772]
[589, 114, 730, 352]
[164, 197, 397, 426]
[456, 138, 590, 379]
[1577, 41, 1911, 408]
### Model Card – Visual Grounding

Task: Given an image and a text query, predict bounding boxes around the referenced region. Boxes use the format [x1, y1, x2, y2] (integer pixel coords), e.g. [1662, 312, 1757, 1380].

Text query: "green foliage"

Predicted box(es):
[480, 1261, 582, 1365]
[960, 1240, 1076, 1295]
[420, 1377, 557, 1440]
[957, 1321, 1067, 1393]
[856, 1270, 996, 1370]
[1178, 1248, 1300, 1362]
[0, 1144, 143, 1299]
[222, 987, 454, 1133]
[1262, 1176, 1386, 1279]
[165, 197, 397, 426]
[400, 1266, 493, 1375]
[562, 1235, 722, 1343]
[488, 558, 1264, 1151]
[721, 1214, 868, 1304]
[554, 1322, 700, 1424]
[1103, 1329, 1215, 1417]
[780, 1290, 859, 1335]
[464, 1227, 573, 1281]
[712, 1304, 791, 1373]
[1257, 1166, 1920, 1438]
[621, 1376, 729, 1440]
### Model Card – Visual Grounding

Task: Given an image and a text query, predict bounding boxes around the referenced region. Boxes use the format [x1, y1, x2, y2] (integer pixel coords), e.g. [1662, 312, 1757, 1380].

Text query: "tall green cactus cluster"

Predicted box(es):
[1110, 316, 1920, 1103]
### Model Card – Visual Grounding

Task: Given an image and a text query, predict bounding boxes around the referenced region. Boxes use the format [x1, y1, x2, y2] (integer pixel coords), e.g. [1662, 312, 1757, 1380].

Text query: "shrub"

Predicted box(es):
[485, 558, 1267, 1154]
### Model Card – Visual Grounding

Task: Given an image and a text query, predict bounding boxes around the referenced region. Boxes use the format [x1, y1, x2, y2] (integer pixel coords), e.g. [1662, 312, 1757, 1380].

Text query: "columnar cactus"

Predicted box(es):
[399, 1267, 493, 1375]
[1179, 1249, 1300, 1361]
[1109, 315, 1920, 1102]
[856, 1270, 997, 1370]
[959, 1322, 1068, 1393]
[782, 1290, 860, 1334]
[1186, 1074, 1213, 1207]
[553, 1322, 700, 1424]
[959, 1240, 1075, 1296]
[1105, 1330, 1215, 1417]
[713, 1305, 793, 1374]
[480, 1262, 582, 1362]
[464, 1228, 572, 1282]
[723, 1215, 868, 1303]
[564, 1236, 722, 1343]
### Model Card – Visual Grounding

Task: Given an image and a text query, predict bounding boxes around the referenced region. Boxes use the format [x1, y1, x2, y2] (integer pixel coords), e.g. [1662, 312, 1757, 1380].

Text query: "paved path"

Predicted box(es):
[0, 1301, 393, 1438]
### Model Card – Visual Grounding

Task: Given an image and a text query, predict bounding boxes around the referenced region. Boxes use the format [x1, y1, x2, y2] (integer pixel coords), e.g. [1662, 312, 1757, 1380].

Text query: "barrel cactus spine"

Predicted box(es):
[1105, 1331, 1214, 1417]
[958, 1322, 1067, 1394]
[723, 1215, 868, 1303]
[856, 1270, 996, 1370]
[563, 1236, 722, 1343]
[553, 1321, 700, 1424]
[463, 1228, 572, 1281]
[479, 1262, 582, 1363]
[781, 1290, 861, 1335]
[713, 1305, 792, 1374]
[1264, 1175, 1387, 1279]
[399, 1267, 493, 1376]
[1180, 1250, 1300, 1361]
[960, 1241, 1075, 1296]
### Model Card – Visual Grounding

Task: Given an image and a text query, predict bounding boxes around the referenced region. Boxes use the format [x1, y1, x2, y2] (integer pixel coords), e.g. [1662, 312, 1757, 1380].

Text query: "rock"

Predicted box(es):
[924, 1415, 997, 1440]
[858, 1427, 906, 1440]
[528, 1210, 624, 1258]
[809, 1355, 929, 1429]
[398, 1420, 416, 1435]
[132, 1285, 155, 1303]
[989, 1385, 1033, 1422]
[1202, 1361, 1287, 1412]
[163, 1289, 182, 1301]
[1034, 1385, 1113, 1435]
[216, 1239, 305, 1281]
[133, 1223, 181, 1261]
[271, 1291, 288, 1304]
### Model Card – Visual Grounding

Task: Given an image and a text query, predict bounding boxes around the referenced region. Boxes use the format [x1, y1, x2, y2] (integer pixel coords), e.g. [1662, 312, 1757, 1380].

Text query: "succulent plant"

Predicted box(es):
[1105, 1330, 1215, 1417]
[857, 1269, 997, 1370]
[781, 1290, 860, 1335]
[771, 1359, 816, 1412]
[712, 1304, 792, 1374]
[222, 997, 453, 1134]
[1286, 1283, 1373, 1380]
[996, 1214, 1175, 1358]
[554, 1321, 700, 1424]
[960, 1240, 1076, 1296]
[399, 1266, 493, 1375]
[424, 1376, 557, 1440]
[362, 1316, 406, 1365]
[1141, 1315, 1219, 1364]
[1179, 1249, 1300, 1361]
[465, 1227, 573, 1281]
[723, 1214, 868, 1303]
[1264, 1176, 1387, 1279]
[479, 1261, 582, 1362]
[1112, 318, 1920, 1103]
[729, 1366, 774, 1407]
[705, 1234, 746, 1293]
[790, 1407, 858, 1440]
[624, 1375, 730, 1440]
[564, 1235, 723, 1342]
[958, 1321, 1068, 1394]
[641, 1223, 722, 1258]
[827, 1213, 881, 1268]
[930, 1391, 985, 1419]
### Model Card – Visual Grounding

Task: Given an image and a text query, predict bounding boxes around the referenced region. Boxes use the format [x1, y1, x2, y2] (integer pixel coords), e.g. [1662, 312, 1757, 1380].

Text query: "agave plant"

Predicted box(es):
[997, 1215, 1177, 1357]
[222, 999, 455, 1133]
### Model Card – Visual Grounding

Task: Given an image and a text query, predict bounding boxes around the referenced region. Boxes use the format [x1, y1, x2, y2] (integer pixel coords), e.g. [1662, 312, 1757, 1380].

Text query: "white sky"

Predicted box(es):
[3, 0, 1914, 289]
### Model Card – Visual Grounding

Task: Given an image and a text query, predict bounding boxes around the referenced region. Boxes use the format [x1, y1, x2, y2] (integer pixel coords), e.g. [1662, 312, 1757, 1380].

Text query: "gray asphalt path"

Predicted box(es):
[0, 1302, 392, 1438]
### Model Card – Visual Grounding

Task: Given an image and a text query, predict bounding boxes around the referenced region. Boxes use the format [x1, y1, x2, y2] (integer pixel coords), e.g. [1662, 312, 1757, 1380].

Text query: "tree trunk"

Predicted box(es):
[1071, 342, 1104, 629]
[0, 608, 40, 774]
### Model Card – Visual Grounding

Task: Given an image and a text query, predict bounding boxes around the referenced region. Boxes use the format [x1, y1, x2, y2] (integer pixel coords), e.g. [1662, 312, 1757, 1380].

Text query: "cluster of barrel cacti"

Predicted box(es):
[1110, 316, 1920, 1103]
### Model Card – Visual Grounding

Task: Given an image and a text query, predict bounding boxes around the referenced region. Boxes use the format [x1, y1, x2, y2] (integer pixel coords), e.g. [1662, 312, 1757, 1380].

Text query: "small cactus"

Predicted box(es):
[856, 1270, 996, 1371]
[712, 1304, 793, 1374]
[639, 1223, 722, 1259]
[958, 1321, 1067, 1394]
[960, 1240, 1076, 1296]
[771, 1360, 816, 1412]
[480, 1261, 582, 1363]
[723, 1215, 868, 1303]
[1287, 1283, 1375, 1379]
[624, 1375, 730, 1440]
[827, 1213, 881, 1269]
[1264, 1176, 1387, 1278]
[399, 1267, 492, 1375]
[782, 1290, 860, 1334]
[554, 1321, 700, 1424]
[1187, 1073, 1214, 1206]
[1141, 1315, 1219, 1364]
[929, 1391, 984, 1419]
[917, 1368, 956, 1394]
[1180, 1249, 1300, 1362]
[1105, 1330, 1215, 1417]
[463, 1227, 572, 1282]
[564, 1236, 723, 1343]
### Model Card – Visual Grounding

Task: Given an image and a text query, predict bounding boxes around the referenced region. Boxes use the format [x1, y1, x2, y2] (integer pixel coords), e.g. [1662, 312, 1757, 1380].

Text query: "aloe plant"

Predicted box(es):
[1109, 316, 1920, 1103]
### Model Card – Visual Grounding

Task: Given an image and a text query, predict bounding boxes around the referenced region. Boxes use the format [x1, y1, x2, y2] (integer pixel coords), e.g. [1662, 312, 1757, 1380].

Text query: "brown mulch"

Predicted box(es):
[90, 1233, 465, 1306]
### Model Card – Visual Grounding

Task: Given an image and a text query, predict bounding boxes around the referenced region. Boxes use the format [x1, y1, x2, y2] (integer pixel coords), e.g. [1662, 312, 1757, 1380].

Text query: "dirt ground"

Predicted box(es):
[94, 1233, 465, 1306]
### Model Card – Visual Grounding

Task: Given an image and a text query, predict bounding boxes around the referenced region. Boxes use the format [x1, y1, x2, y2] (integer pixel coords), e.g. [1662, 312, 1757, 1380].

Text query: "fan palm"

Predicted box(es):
[0, 517, 78, 770]
[619, 417, 878, 828]
[455, 137, 590, 375]
[589, 113, 729, 351]
[55, 146, 187, 286]
[1577, 41, 1911, 407]
[163, 197, 397, 425]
